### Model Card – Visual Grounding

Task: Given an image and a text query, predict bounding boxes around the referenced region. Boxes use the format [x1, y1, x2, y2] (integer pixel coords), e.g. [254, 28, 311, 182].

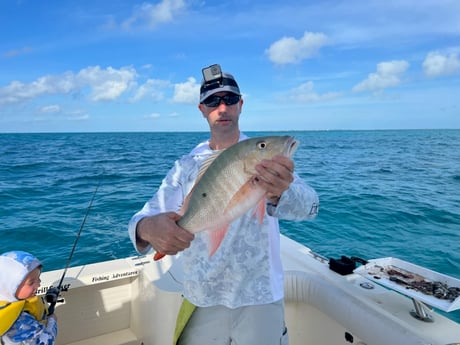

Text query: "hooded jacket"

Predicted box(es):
[0, 251, 57, 344]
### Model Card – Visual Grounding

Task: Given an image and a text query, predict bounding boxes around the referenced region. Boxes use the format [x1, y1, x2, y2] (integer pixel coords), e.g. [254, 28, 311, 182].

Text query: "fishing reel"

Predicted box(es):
[45, 287, 61, 304]
[45, 287, 64, 315]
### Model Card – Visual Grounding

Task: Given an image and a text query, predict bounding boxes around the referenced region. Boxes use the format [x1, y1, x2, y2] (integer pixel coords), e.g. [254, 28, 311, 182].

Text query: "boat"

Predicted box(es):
[39, 234, 460, 345]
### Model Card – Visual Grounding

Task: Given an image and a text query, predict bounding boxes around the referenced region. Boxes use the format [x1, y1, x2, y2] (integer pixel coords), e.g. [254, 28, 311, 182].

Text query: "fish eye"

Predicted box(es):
[257, 141, 267, 150]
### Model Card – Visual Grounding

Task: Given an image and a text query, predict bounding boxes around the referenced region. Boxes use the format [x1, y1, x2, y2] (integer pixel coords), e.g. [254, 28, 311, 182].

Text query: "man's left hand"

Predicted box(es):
[255, 155, 294, 204]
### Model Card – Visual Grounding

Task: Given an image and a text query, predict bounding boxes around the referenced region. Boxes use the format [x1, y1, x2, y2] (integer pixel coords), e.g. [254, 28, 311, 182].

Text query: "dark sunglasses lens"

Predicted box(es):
[203, 96, 220, 107]
[223, 95, 240, 105]
[203, 94, 240, 107]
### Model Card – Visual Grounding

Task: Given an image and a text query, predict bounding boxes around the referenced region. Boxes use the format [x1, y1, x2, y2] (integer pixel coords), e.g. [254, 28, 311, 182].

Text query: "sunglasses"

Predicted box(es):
[202, 94, 241, 107]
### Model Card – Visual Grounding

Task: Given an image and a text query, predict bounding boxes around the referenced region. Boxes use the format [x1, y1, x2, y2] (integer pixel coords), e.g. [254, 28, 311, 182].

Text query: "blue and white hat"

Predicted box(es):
[0, 251, 42, 301]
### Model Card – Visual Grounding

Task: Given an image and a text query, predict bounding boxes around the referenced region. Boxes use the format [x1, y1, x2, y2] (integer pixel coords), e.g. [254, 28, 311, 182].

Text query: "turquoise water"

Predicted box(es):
[1, 130, 459, 322]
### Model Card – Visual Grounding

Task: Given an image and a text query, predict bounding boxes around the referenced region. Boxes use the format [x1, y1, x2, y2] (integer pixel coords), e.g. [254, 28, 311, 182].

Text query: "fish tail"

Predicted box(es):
[153, 252, 166, 261]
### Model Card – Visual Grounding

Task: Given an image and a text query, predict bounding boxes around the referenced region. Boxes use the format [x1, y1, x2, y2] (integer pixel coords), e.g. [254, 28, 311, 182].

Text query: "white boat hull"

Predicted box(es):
[39, 235, 460, 345]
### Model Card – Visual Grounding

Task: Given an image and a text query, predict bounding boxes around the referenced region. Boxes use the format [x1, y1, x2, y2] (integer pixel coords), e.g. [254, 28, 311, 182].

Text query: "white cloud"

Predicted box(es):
[284, 81, 342, 103]
[39, 105, 61, 113]
[0, 72, 77, 105]
[77, 66, 137, 101]
[130, 79, 170, 102]
[0, 66, 137, 106]
[65, 109, 89, 120]
[266, 31, 328, 65]
[172, 77, 200, 104]
[353, 60, 409, 93]
[423, 51, 460, 77]
[2, 46, 32, 58]
[31, 108, 88, 122]
[145, 113, 161, 119]
[122, 0, 186, 30]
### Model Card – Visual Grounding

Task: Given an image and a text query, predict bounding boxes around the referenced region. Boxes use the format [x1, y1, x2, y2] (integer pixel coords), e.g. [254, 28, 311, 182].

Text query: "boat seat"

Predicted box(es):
[284, 270, 429, 345]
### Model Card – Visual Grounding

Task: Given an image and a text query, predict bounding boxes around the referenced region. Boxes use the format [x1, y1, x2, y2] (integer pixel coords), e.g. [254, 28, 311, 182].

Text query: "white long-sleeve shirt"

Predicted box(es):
[128, 133, 319, 308]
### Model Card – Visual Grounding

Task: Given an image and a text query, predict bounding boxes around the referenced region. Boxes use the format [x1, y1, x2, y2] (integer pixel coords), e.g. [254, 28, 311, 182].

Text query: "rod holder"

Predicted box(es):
[410, 298, 433, 322]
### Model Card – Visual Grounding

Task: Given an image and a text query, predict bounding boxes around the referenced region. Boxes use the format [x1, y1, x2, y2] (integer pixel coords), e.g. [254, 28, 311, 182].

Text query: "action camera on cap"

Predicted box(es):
[202, 64, 223, 84]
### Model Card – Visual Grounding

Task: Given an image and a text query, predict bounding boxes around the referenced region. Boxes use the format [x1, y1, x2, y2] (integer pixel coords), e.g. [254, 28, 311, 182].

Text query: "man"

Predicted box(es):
[128, 64, 319, 344]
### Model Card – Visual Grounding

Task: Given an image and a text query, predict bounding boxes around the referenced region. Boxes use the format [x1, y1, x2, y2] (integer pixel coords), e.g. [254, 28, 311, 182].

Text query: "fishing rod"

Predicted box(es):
[45, 180, 100, 315]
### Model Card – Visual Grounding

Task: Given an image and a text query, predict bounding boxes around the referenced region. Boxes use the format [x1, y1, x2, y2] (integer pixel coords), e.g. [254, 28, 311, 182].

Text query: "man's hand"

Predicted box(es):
[255, 155, 294, 204]
[136, 212, 195, 255]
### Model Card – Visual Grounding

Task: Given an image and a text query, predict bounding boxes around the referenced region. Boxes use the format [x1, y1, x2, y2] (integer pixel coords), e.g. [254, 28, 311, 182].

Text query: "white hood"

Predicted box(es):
[0, 251, 42, 302]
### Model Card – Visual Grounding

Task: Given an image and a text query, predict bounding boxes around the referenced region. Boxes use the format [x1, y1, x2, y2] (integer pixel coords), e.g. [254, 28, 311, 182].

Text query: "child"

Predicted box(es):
[0, 251, 58, 345]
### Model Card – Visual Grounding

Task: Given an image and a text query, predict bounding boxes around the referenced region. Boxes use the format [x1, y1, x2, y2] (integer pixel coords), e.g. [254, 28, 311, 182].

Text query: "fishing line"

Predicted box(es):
[46, 178, 101, 315]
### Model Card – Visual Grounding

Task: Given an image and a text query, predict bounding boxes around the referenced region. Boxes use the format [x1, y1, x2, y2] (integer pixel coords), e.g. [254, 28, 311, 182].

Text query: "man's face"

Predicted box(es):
[199, 92, 243, 133]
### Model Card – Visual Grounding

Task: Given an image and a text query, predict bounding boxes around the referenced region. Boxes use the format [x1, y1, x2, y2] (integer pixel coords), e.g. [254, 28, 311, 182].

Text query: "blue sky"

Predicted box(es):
[1, 0, 459, 133]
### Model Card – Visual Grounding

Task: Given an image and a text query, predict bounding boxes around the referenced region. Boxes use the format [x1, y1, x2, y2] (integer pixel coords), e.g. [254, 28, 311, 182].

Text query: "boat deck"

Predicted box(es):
[65, 329, 139, 345]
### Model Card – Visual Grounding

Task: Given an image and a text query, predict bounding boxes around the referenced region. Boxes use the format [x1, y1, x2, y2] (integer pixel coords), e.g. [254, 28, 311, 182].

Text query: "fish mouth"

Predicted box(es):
[284, 136, 299, 157]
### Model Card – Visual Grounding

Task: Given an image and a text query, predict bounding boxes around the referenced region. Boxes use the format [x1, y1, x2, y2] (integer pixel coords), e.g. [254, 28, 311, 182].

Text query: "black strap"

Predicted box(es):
[200, 77, 239, 94]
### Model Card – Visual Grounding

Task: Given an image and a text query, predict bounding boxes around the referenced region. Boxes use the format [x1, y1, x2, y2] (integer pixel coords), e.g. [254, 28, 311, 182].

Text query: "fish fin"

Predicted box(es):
[179, 190, 192, 216]
[223, 178, 265, 218]
[154, 252, 166, 261]
[252, 197, 266, 224]
[178, 149, 227, 216]
[208, 225, 230, 257]
[196, 150, 225, 180]
[225, 179, 258, 212]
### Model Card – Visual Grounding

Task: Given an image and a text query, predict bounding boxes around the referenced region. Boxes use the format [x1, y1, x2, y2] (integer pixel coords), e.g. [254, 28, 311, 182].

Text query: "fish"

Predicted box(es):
[154, 135, 299, 260]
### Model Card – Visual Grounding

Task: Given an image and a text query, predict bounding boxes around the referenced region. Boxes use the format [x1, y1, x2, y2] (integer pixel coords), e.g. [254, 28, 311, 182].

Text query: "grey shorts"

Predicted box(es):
[177, 299, 289, 345]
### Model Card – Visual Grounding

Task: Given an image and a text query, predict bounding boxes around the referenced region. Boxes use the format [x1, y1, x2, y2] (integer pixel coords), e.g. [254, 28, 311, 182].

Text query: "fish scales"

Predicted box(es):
[178, 154, 263, 233]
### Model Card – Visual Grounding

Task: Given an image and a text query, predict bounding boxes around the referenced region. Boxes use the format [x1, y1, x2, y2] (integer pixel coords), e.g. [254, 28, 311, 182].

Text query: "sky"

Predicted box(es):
[1, 0, 460, 133]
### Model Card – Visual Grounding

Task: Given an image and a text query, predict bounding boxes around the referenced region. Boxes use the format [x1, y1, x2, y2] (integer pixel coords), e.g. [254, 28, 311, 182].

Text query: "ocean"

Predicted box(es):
[1, 130, 459, 322]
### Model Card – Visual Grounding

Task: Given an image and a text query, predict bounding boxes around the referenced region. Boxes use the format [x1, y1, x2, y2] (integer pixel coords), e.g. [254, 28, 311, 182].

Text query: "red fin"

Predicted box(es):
[208, 225, 230, 257]
[224, 178, 264, 217]
[225, 182, 253, 212]
[154, 252, 166, 261]
[251, 197, 266, 224]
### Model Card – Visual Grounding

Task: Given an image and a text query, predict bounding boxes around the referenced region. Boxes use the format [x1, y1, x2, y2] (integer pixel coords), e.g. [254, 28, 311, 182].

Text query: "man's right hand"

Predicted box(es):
[135, 212, 195, 256]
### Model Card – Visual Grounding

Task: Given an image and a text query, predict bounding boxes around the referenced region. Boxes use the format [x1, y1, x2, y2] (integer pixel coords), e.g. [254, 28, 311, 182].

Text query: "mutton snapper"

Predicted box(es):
[154, 135, 299, 260]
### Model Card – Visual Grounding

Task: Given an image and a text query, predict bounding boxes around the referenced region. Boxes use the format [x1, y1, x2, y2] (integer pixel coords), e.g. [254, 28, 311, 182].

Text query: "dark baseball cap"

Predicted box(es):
[199, 72, 241, 103]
